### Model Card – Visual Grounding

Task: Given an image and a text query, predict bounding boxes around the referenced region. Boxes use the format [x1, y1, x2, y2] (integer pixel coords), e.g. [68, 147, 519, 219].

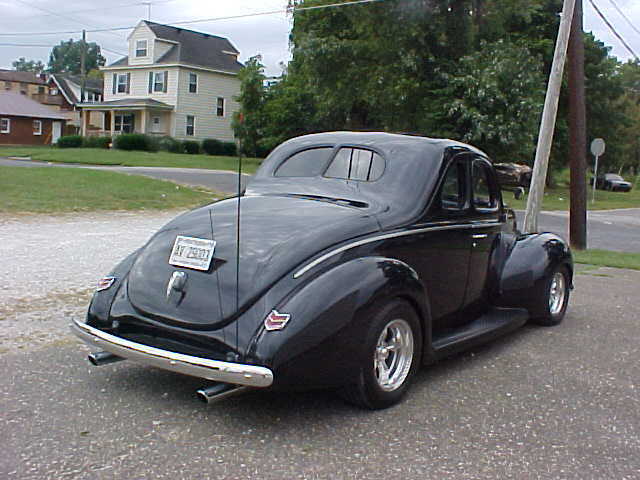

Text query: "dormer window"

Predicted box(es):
[135, 40, 148, 57]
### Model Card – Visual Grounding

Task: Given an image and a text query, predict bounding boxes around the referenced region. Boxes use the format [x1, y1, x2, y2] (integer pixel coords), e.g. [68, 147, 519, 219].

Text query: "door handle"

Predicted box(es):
[472, 233, 488, 239]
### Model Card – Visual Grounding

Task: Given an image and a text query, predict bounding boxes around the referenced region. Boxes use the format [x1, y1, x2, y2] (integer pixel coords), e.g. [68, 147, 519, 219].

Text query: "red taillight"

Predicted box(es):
[96, 276, 116, 292]
[264, 310, 291, 331]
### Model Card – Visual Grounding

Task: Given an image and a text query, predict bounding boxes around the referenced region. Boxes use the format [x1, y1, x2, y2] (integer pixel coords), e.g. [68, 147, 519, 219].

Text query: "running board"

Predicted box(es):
[432, 307, 528, 359]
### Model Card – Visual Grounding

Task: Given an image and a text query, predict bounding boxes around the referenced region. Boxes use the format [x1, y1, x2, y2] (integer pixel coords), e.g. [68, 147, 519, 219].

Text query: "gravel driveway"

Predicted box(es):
[1, 211, 639, 479]
[0, 210, 179, 352]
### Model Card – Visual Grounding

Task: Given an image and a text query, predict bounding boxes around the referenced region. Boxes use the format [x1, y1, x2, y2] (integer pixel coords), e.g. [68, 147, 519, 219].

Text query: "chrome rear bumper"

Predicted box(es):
[70, 319, 273, 388]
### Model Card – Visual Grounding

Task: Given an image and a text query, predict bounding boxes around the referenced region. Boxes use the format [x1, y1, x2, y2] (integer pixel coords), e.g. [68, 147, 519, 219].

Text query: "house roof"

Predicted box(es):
[107, 21, 243, 73]
[80, 98, 173, 110]
[0, 91, 67, 119]
[0, 69, 46, 84]
[50, 74, 104, 105]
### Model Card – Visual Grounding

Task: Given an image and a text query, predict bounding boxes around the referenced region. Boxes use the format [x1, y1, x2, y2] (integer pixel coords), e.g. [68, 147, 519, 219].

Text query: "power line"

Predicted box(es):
[13, 0, 128, 43]
[606, 0, 640, 38]
[11, 0, 176, 19]
[588, 0, 639, 60]
[0, 0, 386, 37]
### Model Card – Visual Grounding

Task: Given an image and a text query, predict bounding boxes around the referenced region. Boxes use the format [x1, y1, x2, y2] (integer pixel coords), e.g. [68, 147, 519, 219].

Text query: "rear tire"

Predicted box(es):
[340, 299, 422, 409]
[530, 265, 570, 326]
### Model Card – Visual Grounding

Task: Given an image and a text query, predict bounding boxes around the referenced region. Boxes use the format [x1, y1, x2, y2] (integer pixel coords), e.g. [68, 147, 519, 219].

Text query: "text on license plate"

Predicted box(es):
[168, 236, 216, 271]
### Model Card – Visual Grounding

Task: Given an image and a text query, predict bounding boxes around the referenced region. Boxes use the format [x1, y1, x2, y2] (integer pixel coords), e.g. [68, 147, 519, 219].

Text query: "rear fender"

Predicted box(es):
[247, 256, 430, 389]
[496, 232, 573, 310]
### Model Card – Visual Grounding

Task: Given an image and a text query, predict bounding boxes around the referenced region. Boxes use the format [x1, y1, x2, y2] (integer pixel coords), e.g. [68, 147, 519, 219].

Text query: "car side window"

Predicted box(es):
[440, 161, 467, 211]
[324, 147, 385, 182]
[472, 160, 498, 210]
[275, 148, 333, 177]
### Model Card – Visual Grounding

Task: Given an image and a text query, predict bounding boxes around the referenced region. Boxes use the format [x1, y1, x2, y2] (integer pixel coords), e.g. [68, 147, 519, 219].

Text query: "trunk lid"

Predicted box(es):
[127, 195, 378, 329]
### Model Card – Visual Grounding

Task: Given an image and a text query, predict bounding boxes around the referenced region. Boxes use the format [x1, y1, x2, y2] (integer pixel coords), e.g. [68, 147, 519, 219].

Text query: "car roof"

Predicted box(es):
[247, 132, 490, 230]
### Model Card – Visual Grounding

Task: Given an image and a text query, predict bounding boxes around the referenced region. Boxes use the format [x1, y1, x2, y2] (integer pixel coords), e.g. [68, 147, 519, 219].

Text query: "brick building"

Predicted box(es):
[0, 91, 67, 145]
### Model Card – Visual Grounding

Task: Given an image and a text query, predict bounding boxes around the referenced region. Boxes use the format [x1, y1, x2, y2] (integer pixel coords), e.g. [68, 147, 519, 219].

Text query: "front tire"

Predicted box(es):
[530, 265, 570, 326]
[340, 299, 422, 409]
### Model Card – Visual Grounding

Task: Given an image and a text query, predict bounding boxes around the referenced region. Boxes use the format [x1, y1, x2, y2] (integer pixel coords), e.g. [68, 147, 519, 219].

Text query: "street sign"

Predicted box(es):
[591, 138, 605, 157]
[590, 138, 605, 203]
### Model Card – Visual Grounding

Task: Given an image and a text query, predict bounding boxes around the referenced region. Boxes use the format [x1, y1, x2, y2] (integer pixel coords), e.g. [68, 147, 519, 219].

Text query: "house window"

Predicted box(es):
[154, 72, 165, 92]
[0, 118, 9, 133]
[38, 86, 45, 94]
[216, 97, 224, 117]
[135, 40, 148, 57]
[20, 82, 27, 94]
[3, 81, 10, 90]
[117, 74, 128, 93]
[114, 114, 134, 133]
[33, 120, 42, 135]
[186, 115, 195, 136]
[50, 87, 58, 95]
[189, 73, 197, 93]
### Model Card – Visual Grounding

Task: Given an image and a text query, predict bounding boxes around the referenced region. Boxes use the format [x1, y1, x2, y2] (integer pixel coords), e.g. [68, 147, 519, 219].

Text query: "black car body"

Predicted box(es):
[594, 173, 633, 192]
[72, 132, 573, 409]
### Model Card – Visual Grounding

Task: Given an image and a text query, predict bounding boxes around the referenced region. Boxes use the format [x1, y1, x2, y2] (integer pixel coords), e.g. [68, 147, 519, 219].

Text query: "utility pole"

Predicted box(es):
[568, 0, 587, 250]
[80, 29, 86, 103]
[523, 0, 576, 233]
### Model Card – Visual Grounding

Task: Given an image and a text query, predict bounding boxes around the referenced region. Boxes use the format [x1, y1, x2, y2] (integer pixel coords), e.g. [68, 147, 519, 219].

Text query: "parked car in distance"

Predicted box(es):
[71, 132, 573, 409]
[592, 173, 633, 192]
[493, 162, 532, 188]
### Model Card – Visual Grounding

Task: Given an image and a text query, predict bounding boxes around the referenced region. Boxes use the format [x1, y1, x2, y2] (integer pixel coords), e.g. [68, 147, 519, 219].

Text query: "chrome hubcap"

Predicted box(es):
[374, 319, 414, 392]
[549, 271, 567, 316]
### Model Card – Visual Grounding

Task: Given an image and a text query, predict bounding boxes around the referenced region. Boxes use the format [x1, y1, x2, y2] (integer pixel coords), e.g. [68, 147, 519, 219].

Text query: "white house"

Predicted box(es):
[81, 20, 242, 141]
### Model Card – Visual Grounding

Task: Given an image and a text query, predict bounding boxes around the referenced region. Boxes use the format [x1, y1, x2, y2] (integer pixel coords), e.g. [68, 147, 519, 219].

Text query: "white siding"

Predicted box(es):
[174, 68, 240, 141]
[128, 23, 155, 66]
[104, 67, 179, 106]
[154, 40, 175, 62]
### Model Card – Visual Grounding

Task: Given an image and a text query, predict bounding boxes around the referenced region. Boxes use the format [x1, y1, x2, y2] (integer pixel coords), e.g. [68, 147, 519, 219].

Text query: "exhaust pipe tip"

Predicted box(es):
[88, 351, 123, 366]
[197, 384, 248, 404]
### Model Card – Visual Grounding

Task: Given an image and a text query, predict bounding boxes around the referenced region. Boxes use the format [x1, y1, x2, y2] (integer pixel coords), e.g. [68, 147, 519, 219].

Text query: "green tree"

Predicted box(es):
[12, 57, 45, 73]
[47, 39, 105, 74]
[443, 40, 546, 163]
[232, 55, 266, 156]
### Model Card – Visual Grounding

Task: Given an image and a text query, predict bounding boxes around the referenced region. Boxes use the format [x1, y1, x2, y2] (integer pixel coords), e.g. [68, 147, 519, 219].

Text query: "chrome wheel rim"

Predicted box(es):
[374, 319, 414, 392]
[549, 271, 567, 316]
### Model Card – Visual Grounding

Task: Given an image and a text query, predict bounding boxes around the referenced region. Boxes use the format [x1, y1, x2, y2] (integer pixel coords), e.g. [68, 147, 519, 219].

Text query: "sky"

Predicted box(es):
[0, 0, 638, 77]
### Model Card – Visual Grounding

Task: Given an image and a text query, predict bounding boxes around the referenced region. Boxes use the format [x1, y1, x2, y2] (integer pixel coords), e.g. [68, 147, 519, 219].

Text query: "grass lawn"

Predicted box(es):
[573, 249, 640, 271]
[0, 146, 262, 174]
[503, 184, 640, 211]
[0, 166, 215, 214]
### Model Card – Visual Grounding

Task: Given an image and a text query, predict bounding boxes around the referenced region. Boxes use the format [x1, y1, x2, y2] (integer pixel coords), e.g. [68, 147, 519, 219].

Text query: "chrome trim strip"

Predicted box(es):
[472, 233, 489, 239]
[70, 319, 273, 388]
[293, 221, 502, 279]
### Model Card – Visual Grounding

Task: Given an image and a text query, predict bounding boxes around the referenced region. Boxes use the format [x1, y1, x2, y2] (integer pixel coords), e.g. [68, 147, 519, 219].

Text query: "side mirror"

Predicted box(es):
[513, 187, 525, 200]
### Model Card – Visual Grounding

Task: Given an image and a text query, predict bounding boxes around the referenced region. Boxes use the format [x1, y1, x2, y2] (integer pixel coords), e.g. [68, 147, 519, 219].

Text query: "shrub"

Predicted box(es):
[202, 138, 238, 156]
[202, 138, 223, 155]
[183, 140, 200, 154]
[82, 136, 111, 149]
[113, 133, 152, 151]
[57, 135, 83, 148]
[158, 136, 183, 153]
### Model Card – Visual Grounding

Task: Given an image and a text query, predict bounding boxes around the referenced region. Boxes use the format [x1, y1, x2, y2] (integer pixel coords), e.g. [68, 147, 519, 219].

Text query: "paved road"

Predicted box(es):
[0, 157, 249, 194]
[515, 209, 640, 253]
[1, 211, 640, 479]
[2, 157, 638, 252]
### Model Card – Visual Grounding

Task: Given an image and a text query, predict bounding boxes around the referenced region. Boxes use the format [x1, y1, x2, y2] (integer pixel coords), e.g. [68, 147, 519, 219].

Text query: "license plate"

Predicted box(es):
[168, 236, 216, 271]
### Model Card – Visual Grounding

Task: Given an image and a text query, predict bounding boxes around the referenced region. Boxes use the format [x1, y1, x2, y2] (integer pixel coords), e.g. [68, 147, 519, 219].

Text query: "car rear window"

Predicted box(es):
[324, 147, 384, 182]
[275, 148, 333, 177]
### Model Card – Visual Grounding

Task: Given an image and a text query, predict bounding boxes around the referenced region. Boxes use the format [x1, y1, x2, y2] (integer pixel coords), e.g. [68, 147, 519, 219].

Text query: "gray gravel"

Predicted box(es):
[0, 210, 179, 352]
[1, 212, 639, 479]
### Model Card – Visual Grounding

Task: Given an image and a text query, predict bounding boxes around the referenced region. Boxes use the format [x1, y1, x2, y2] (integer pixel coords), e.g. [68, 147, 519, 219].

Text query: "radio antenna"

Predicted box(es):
[235, 131, 243, 358]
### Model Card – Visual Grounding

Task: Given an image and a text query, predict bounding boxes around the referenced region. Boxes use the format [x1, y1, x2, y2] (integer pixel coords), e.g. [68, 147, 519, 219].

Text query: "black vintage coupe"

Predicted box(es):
[72, 132, 573, 409]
